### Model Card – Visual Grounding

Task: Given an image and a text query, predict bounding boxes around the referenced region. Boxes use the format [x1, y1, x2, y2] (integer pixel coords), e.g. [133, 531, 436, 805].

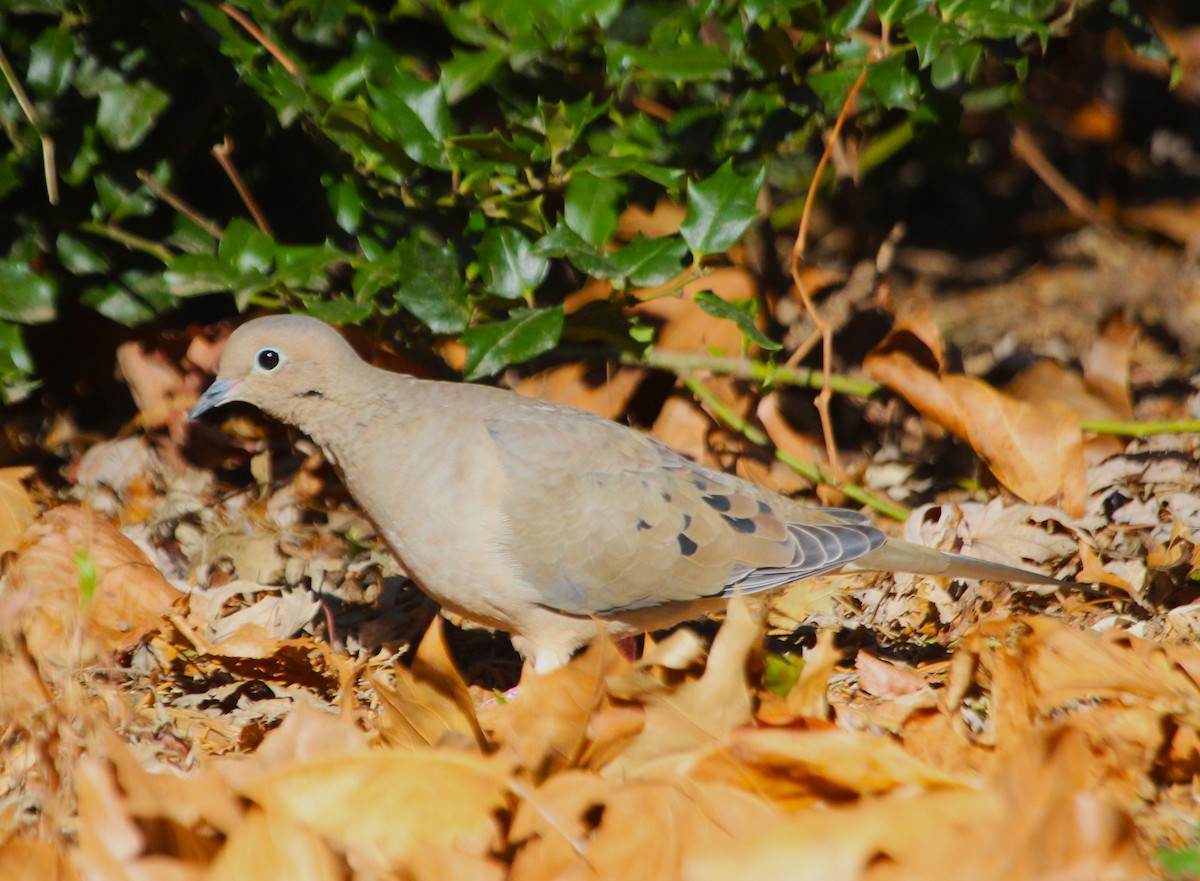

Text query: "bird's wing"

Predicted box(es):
[482, 405, 884, 615]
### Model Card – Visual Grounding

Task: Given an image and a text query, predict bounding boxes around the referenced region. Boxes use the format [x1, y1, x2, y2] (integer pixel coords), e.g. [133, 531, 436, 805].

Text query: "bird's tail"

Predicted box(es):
[852, 539, 1064, 586]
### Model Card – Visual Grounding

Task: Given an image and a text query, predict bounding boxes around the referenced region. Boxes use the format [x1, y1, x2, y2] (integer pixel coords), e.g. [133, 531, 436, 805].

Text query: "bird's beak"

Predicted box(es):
[189, 378, 239, 420]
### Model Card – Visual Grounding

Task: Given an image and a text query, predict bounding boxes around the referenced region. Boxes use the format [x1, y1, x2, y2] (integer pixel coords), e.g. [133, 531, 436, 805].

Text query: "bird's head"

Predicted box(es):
[189, 315, 359, 425]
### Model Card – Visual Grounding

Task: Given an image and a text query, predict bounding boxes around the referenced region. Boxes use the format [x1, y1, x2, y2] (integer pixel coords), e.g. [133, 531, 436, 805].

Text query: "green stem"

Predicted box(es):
[634, 349, 1200, 438]
[1078, 419, 1200, 437]
[681, 375, 911, 521]
[79, 221, 173, 263]
[627, 348, 883, 398]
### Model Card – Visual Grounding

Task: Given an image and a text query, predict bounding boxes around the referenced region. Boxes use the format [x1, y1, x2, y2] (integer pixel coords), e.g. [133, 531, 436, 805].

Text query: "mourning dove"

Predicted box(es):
[191, 315, 1067, 671]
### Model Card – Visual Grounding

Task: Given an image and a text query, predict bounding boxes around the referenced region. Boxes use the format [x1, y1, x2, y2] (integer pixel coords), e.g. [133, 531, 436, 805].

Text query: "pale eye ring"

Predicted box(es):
[255, 347, 283, 371]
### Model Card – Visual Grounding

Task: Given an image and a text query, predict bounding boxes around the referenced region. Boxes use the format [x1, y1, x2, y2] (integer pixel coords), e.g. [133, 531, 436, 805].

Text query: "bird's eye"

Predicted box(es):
[255, 348, 282, 371]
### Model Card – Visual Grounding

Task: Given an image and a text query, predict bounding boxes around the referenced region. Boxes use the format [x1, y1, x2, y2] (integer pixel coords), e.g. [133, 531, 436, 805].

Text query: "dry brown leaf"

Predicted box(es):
[650, 394, 725, 470]
[786, 628, 840, 719]
[756, 393, 821, 463]
[950, 617, 1200, 751]
[480, 632, 630, 775]
[510, 771, 779, 881]
[855, 651, 928, 698]
[513, 362, 646, 420]
[688, 726, 1148, 881]
[631, 267, 756, 353]
[244, 750, 509, 872]
[205, 807, 342, 881]
[170, 619, 347, 695]
[616, 199, 686, 239]
[212, 701, 369, 784]
[0, 839, 78, 881]
[1081, 314, 1137, 418]
[686, 727, 965, 808]
[374, 614, 487, 751]
[602, 598, 761, 779]
[865, 317, 1087, 516]
[0, 466, 36, 557]
[6, 505, 179, 668]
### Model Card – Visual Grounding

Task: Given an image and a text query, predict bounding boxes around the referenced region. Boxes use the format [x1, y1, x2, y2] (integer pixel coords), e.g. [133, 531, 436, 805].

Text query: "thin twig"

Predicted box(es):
[788, 65, 869, 478]
[212, 136, 273, 236]
[219, 3, 299, 75]
[0, 43, 58, 205]
[1011, 125, 1116, 233]
[682, 374, 911, 521]
[136, 169, 224, 238]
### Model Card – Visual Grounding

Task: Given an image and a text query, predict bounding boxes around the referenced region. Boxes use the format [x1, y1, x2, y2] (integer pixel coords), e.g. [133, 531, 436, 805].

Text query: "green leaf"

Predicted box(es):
[829, 0, 873, 35]
[328, 179, 364, 234]
[875, 0, 935, 28]
[608, 234, 688, 287]
[391, 238, 471, 334]
[694, 291, 780, 351]
[866, 54, 921, 111]
[0, 321, 36, 405]
[0, 260, 57, 323]
[478, 226, 548, 300]
[763, 652, 804, 696]
[1159, 846, 1200, 878]
[94, 173, 155, 220]
[95, 80, 170, 151]
[163, 254, 239, 297]
[532, 223, 620, 279]
[300, 297, 374, 323]
[368, 71, 452, 169]
[461, 305, 564, 379]
[611, 44, 732, 82]
[27, 28, 76, 98]
[56, 233, 109, 275]
[903, 12, 961, 67]
[81, 283, 157, 326]
[564, 172, 622, 247]
[679, 160, 765, 259]
[219, 218, 275, 273]
[931, 41, 983, 89]
[440, 46, 506, 104]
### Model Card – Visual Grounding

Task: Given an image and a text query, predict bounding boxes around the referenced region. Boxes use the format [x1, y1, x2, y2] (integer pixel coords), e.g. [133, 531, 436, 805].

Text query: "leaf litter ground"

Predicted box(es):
[2, 238, 1200, 879]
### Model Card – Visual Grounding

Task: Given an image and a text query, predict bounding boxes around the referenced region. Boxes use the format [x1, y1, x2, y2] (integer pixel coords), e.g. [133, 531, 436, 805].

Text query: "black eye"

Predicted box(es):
[256, 348, 281, 371]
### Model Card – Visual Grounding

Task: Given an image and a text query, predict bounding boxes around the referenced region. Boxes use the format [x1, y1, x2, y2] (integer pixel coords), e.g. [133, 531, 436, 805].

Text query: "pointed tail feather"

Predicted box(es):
[852, 539, 1064, 585]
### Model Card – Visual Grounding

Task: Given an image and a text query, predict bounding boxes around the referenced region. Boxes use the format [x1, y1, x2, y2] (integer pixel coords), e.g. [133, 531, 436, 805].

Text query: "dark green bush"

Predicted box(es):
[0, 0, 1169, 402]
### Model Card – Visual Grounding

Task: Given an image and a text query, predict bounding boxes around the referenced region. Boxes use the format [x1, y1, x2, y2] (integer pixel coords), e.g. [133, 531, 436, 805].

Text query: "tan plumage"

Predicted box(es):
[191, 315, 1066, 671]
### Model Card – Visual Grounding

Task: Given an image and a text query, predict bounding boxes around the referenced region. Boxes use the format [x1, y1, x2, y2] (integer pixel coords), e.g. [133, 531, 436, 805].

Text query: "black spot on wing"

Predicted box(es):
[636, 518, 651, 531]
[721, 524, 886, 596]
[702, 494, 732, 512]
[757, 500, 772, 515]
[677, 534, 698, 557]
[723, 515, 757, 534]
[682, 513, 692, 529]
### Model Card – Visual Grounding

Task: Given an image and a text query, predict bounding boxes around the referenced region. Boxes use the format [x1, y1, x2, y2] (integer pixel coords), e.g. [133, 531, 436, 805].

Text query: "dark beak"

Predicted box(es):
[189, 378, 238, 420]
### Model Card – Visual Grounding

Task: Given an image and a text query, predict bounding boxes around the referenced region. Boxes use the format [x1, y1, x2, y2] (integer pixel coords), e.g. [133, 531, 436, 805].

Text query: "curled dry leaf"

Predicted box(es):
[685, 727, 964, 808]
[510, 770, 779, 881]
[864, 312, 1087, 516]
[0, 840, 78, 881]
[0, 466, 37, 557]
[480, 631, 630, 776]
[854, 650, 928, 698]
[601, 597, 761, 779]
[6, 505, 178, 668]
[243, 750, 509, 873]
[205, 806, 341, 881]
[686, 727, 1148, 881]
[374, 614, 488, 751]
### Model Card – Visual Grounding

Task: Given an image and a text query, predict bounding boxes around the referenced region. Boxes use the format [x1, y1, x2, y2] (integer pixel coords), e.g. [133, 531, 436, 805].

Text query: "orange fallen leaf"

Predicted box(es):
[864, 313, 1086, 516]
[7, 505, 179, 669]
[0, 465, 37, 557]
